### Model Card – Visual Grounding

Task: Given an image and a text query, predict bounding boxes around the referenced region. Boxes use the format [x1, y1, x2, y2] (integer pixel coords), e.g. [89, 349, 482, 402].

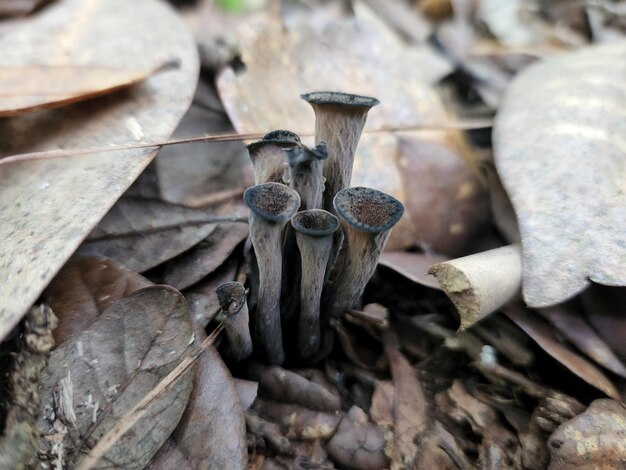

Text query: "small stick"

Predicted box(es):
[428, 244, 522, 330]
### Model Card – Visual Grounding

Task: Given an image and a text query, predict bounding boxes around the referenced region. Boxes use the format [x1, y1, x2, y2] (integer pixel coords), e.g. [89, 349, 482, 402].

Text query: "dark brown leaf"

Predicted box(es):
[151, 334, 247, 469]
[493, 43, 626, 307]
[581, 285, 626, 358]
[164, 221, 249, 290]
[0, 0, 198, 341]
[378, 251, 446, 289]
[44, 256, 152, 344]
[505, 304, 620, 400]
[38, 286, 195, 468]
[548, 399, 626, 470]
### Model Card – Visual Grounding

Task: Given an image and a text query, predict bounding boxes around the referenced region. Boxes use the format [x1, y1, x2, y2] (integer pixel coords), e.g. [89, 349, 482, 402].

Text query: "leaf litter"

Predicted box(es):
[1, 1, 625, 469]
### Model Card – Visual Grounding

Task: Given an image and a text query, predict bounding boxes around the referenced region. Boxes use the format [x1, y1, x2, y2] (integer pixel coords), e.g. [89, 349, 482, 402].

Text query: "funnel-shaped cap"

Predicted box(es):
[291, 209, 339, 237]
[247, 130, 301, 153]
[244, 183, 301, 223]
[216, 281, 247, 315]
[301, 92, 380, 110]
[333, 187, 404, 233]
[286, 143, 327, 167]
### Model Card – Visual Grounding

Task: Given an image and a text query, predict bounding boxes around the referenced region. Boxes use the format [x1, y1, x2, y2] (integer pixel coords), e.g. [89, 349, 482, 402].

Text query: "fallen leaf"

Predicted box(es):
[581, 285, 626, 358]
[235, 378, 259, 411]
[79, 197, 228, 272]
[0, 64, 163, 117]
[151, 331, 247, 469]
[548, 399, 626, 470]
[44, 256, 152, 344]
[505, 304, 620, 400]
[379, 252, 446, 290]
[164, 221, 249, 290]
[247, 363, 340, 412]
[0, 0, 51, 18]
[538, 302, 626, 378]
[0, 0, 198, 341]
[37, 286, 195, 468]
[493, 43, 626, 307]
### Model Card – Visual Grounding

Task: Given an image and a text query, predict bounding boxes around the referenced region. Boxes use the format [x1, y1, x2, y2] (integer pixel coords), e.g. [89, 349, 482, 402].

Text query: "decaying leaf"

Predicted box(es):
[79, 197, 236, 272]
[164, 221, 249, 290]
[0, 0, 198, 341]
[151, 333, 247, 469]
[581, 285, 626, 359]
[505, 304, 620, 400]
[493, 43, 626, 307]
[0, 64, 163, 117]
[378, 251, 446, 289]
[38, 287, 195, 468]
[44, 256, 152, 344]
[215, 2, 485, 251]
[548, 399, 626, 470]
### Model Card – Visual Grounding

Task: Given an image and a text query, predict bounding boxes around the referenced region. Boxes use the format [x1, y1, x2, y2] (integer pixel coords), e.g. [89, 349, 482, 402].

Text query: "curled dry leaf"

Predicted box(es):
[378, 251, 447, 290]
[215, 2, 484, 251]
[151, 332, 247, 470]
[0, 64, 163, 117]
[493, 43, 626, 307]
[0, 0, 198, 341]
[164, 221, 249, 290]
[38, 287, 195, 469]
[548, 399, 626, 470]
[80, 197, 234, 272]
[505, 304, 620, 400]
[247, 363, 341, 412]
[44, 256, 152, 344]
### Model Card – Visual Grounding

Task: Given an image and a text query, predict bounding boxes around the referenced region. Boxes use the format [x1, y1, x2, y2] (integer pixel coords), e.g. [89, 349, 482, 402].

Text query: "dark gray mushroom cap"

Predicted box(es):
[333, 187, 404, 233]
[244, 183, 301, 223]
[291, 209, 340, 237]
[246, 130, 301, 153]
[300, 91, 380, 109]
[216, 281, 247, 315]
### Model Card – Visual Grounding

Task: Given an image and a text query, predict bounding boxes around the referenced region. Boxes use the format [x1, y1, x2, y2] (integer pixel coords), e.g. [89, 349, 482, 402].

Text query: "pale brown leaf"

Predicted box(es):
[548, 399, 626, 470]
[379, 251, 447, 290]
[505, 304, 620, 400]
[493, 43, 626, 307]
[0, 0, 198, 341]
[0, 65, 161, 117]
[44, 256, 152, 344]
[38, 286, 195, 468]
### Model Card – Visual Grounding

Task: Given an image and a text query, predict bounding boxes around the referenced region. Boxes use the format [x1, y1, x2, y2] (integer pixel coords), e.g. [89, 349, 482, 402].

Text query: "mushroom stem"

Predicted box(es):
[301, 92, 379, 214]
[285, 143, 328, 211]
[247, 130, 301, 185]
[216, 282, 253, 360]
[244, 183, 301, 364]
[325, 187, 404, 319]
[291, 210, 340, 357]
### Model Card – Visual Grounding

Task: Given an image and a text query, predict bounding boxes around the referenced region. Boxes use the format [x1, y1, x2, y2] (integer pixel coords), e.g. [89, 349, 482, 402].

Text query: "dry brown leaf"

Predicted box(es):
[44, 256, 152, 344]
[581, 285, 626, 359]
[215, 2, 483, 251]
[38, 286, 195, 468]
[505, 304, 620, 400]
[79, 197, 236, 273]
[548, 399, 626, 470]
[493, 43, 626, 307]
[151, 332, 247, 469]
[0, 0, 198, 341]
[379, 252, 446, 290]
[164, 221, 249, 290]
[0, 0, 51, 18]
[538, 302, 626, 378]
[0, 65, 162, 117]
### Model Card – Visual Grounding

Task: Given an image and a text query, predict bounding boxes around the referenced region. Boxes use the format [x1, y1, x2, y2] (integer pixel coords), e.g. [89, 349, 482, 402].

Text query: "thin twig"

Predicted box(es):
[0, 120, 493, 166]
[76, 323, 224, 470]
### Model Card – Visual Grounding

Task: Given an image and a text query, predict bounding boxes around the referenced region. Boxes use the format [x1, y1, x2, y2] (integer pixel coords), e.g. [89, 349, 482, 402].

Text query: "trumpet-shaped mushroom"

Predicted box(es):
[285, 143, 328, 211]
[300, 92, 379, 213]
[326, 187, 404, 319]
[244, 183, 301, 364]
[291, 209, 340, 357]
[247, 130, 301, 185]
[216, 282, 253, 360]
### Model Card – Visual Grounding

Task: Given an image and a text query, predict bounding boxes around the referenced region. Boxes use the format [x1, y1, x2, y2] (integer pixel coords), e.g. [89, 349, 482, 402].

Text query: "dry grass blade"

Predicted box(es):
[77, 323, 224, 470]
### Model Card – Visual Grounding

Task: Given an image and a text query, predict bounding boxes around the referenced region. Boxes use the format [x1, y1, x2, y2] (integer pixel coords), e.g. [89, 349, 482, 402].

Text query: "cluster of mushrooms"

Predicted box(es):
[216, 92, 404, 365]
